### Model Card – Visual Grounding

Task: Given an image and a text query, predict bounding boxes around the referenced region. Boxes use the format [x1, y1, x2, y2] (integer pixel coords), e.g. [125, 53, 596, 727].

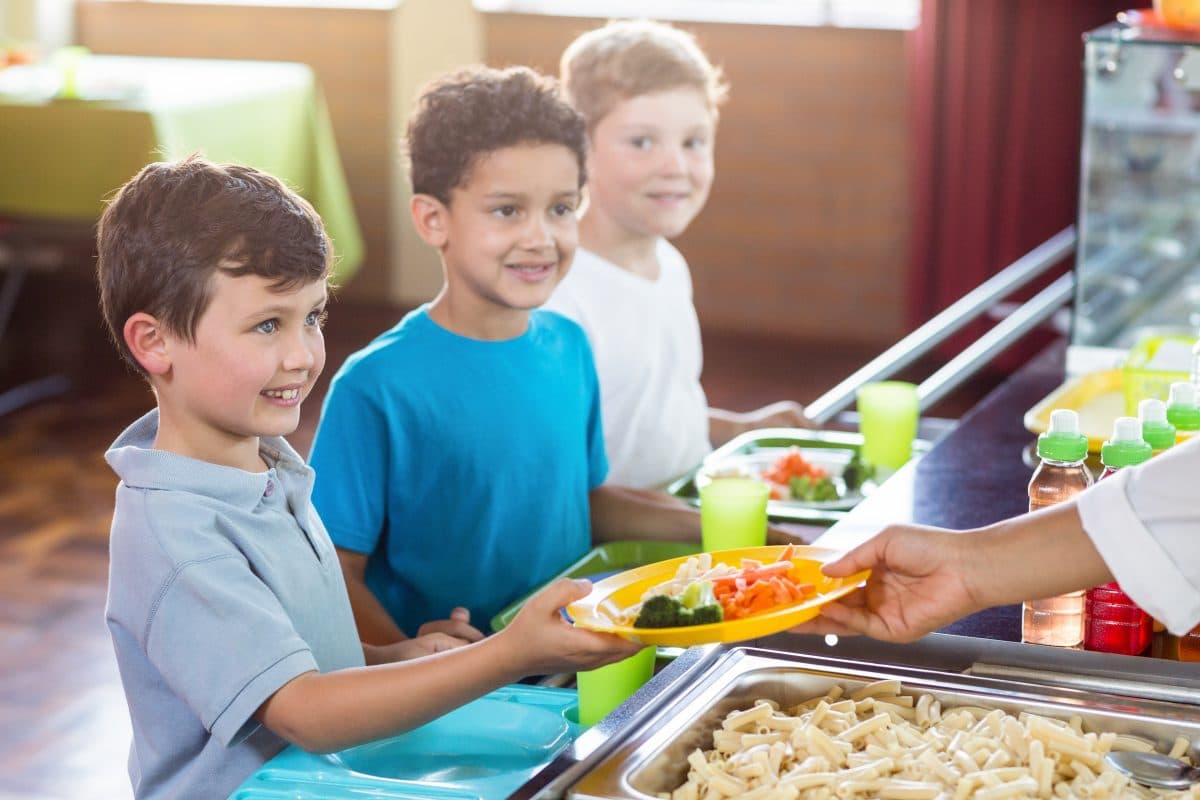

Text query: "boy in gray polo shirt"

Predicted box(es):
[97, 157, 643, 800]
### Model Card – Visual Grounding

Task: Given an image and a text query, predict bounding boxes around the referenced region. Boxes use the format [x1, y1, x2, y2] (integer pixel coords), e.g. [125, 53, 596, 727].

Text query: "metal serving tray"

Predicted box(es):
[667, 428, 931, 525]
[568, 647, 1200, 799]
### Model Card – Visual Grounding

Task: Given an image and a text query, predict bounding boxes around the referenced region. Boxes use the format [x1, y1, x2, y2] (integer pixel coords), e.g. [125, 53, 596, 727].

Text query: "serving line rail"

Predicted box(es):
[804, 226, 1078, 427]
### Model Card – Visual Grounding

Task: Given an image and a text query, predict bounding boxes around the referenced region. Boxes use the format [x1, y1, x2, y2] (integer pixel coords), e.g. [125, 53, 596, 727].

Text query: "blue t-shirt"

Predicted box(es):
[309, 306, 607, 635]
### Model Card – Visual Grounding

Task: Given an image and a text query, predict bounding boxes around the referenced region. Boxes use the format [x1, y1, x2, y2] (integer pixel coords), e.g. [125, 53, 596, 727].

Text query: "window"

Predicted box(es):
[472, 0, 920, 30]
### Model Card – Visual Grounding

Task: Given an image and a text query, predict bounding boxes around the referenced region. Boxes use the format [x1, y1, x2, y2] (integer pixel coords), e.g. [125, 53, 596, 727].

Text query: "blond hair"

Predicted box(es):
[560, 19, 729, 130]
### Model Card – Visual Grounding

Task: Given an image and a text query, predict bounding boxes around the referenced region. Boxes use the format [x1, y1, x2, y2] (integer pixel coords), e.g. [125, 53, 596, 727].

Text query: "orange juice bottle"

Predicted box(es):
[1022, 410, 1092, 648]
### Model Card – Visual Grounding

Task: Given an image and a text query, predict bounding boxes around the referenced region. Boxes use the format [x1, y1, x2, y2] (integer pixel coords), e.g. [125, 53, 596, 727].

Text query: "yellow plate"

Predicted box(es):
[1023, 369, 1125, 453]
[566, 545, 870, 647]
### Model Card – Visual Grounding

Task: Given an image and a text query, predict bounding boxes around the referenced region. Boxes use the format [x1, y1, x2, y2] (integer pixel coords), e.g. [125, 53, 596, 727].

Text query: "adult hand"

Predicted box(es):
[790, 525, 986, 643]
[416, 607, 485, 643]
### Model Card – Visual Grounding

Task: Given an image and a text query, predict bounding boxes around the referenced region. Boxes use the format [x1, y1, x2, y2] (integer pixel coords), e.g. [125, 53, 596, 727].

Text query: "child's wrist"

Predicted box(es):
[485, 627, 536, 683]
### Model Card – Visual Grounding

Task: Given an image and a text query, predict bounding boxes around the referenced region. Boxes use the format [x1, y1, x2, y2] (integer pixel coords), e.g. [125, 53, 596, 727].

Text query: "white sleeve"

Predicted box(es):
[1076, 436, 1200, 635]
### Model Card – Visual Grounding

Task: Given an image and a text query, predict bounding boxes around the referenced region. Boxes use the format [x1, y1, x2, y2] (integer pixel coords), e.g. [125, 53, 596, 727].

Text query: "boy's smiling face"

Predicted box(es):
[418, 142, 581, 340]
[585, 87, 716, 242]
[153, 271, 328, 468]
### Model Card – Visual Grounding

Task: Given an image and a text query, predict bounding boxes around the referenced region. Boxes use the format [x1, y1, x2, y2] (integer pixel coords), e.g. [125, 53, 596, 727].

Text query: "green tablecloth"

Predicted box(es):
[0, 56, 363, 282]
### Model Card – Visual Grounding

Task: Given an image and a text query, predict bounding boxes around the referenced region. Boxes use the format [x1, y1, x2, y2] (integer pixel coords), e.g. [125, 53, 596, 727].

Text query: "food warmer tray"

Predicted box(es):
[512, 635, 1200, 800]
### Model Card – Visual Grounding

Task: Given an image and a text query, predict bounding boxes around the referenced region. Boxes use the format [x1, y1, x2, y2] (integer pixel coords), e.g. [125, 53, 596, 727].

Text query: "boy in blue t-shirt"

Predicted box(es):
[97, 156, 642, 800]
[310, 66, 702, 644]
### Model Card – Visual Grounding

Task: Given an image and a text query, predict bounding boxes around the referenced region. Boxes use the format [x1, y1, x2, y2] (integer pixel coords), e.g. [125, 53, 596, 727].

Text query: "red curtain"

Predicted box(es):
[907, 0, 1131, 344]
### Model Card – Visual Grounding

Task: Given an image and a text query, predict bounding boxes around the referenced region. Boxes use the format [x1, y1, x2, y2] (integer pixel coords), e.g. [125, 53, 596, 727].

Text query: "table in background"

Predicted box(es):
[0, 55, 363, 280]
[0, 55, 364, 414]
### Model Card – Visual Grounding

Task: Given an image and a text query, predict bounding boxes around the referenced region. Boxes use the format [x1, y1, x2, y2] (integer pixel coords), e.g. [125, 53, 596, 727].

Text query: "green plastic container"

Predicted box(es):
[1122, 335, 1195, 416]
[489, 540, 699, 633]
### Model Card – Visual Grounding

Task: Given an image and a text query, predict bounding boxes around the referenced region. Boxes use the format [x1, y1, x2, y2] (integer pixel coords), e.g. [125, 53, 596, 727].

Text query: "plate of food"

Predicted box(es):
[695, 445, 875, 511]
[566, 544, 869, 647]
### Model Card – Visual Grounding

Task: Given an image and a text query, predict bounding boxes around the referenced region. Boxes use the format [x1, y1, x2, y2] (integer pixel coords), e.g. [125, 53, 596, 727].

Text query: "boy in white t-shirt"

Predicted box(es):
[544, 19, 813, 490]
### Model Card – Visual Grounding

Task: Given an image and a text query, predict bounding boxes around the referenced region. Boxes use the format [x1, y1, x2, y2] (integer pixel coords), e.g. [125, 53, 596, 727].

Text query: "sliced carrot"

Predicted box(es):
[742, 561, 792, 584]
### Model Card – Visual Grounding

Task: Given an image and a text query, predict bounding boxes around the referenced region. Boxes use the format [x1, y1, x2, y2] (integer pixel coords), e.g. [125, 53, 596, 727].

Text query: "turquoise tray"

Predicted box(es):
[488, 539, 700, 633]
[228, 684, 581, 800]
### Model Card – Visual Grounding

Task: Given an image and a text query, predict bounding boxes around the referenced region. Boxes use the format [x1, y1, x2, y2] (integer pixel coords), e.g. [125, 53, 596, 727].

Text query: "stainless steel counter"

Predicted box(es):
[513, 634, 1200, 799]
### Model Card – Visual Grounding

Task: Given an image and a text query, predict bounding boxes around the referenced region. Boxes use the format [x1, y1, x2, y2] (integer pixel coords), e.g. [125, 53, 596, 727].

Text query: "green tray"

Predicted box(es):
[489, 539, 700, 633]
[667, 427, 930, 526]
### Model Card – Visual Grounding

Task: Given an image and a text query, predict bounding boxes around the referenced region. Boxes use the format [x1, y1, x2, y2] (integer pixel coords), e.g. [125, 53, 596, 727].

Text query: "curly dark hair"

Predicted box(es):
[406, 65, 587, 204]
[96, 155, 331, 376]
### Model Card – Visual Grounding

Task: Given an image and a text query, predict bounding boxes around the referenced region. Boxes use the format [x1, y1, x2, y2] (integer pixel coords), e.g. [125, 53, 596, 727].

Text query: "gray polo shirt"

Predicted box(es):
[104, 410, 364, 800]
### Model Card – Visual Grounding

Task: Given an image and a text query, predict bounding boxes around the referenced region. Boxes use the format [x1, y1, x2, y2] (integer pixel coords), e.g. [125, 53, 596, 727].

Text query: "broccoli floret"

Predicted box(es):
[842, 451, 875, 492]
[634, 594, 684, 628]
[789, 474, 813, 499]
[812, 478, 839, 502]
[634, 586, 725, 629]
[790, 474, 840, 502]
[688, 604, 724, 626]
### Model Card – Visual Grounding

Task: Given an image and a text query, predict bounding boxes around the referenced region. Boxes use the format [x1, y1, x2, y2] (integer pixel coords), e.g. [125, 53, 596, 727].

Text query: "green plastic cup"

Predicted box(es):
[575, 645, 655, 726]
[856, 381, 919, 472]
[699, 477, 769, 552]
[53, 45, 90, 100]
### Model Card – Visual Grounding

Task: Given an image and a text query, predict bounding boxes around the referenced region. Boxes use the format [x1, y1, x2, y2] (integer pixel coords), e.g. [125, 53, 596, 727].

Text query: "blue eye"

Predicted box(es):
[256, 319, 279, 334]
[306, 309, 328, 328]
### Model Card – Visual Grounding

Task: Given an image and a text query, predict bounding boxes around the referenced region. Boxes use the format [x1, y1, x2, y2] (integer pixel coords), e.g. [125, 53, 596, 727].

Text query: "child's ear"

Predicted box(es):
[123, 313, 172, 376]
[410, 194, 449, 249]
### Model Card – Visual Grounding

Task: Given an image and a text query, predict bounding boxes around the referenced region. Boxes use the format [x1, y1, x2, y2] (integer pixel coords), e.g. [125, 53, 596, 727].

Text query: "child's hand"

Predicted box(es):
[744, 400, 815, 432]
[416, 607, 485, 643]
[501, 579, 643, 675]
[382, 631, 475, 661]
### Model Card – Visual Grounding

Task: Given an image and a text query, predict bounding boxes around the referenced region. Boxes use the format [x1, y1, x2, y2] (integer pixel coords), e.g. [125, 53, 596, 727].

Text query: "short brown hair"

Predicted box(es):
[96, 156, 331, 376]
[406, 65, 587, 204]
[561, 19, 729, 130]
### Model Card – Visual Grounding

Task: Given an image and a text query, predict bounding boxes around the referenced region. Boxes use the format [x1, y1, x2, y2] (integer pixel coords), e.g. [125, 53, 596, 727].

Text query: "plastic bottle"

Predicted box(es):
[1138, 398, 1176, 455]
[1192, 338, 1200, 388]
[1166, 381, 1200, 439]
[1084, 417, 1154, 655]
[1022, 409, 1093, 648]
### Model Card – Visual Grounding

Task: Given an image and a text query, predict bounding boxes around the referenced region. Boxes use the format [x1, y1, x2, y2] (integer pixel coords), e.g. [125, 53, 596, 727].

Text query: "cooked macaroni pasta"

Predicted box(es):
[667, 680, 1198, 800]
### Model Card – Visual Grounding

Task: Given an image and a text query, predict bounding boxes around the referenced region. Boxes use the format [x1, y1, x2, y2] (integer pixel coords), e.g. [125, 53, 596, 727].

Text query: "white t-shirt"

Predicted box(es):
[1076, 434, 1200, 635]
[544, 240, 711, 489]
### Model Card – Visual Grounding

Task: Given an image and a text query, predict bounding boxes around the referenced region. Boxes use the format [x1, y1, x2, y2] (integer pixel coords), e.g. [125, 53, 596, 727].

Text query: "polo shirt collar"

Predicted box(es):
[105, 409, 314, 512]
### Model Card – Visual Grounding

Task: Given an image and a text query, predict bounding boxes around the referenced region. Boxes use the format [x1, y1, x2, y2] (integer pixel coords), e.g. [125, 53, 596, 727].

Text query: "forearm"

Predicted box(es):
[344, 577, 407, 647]
[589, 485, 701, 545]
[708, 408, 746, 448]
[259, 634, 525, 753]
[969, 503, 1113, 609]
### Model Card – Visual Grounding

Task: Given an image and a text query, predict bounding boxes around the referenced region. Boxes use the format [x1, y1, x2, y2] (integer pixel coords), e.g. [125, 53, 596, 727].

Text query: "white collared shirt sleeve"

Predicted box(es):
[1076, 436, 1200, 635]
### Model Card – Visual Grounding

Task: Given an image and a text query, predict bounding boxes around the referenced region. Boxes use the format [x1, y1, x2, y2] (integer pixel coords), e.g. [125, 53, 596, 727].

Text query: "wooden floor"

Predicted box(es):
[0, 273, 999, 800]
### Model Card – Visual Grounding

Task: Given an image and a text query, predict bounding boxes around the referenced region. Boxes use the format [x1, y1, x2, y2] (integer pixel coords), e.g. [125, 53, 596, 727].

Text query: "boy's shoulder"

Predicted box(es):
[105, 411, 308, 563]
[530, 307, 590, 349]
[331, 306, 438, 380]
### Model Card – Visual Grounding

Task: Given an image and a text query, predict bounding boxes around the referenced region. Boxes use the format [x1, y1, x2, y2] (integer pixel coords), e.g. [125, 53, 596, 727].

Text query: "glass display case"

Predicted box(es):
[1072, 21, 1200, 365]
